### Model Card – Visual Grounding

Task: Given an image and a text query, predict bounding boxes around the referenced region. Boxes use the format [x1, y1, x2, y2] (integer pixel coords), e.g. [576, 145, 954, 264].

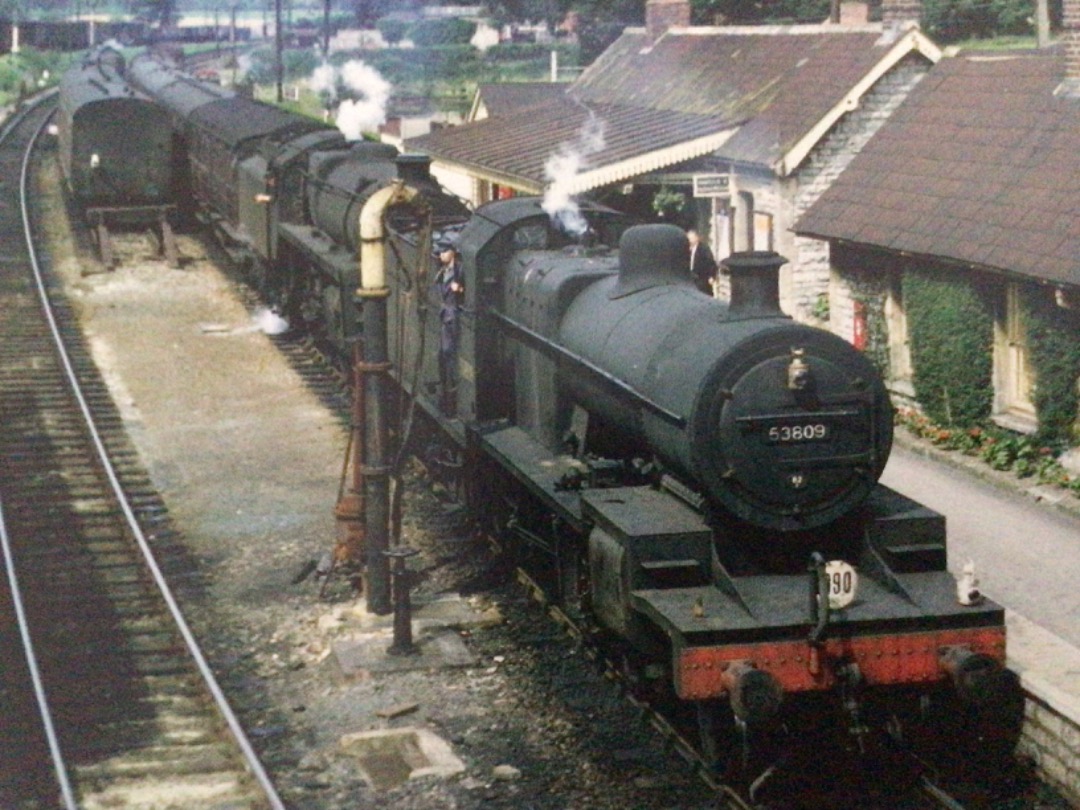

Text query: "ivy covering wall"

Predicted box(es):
[902, 267, 994, 427]
[1023, 287, 1080, 447]
[834, 246, 1080, 458]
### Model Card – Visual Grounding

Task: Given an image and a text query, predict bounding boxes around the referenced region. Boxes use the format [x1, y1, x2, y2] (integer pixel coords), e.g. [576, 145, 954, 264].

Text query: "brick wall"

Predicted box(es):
[792, 54, 930, 327]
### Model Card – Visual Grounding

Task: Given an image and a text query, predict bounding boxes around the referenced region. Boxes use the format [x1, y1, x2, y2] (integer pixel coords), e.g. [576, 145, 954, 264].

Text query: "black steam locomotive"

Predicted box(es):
[77, 50, 1022, 791]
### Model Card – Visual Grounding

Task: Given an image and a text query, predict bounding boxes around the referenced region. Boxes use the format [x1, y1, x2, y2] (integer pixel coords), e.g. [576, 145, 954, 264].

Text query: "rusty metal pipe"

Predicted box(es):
[356, 181, 420, 616]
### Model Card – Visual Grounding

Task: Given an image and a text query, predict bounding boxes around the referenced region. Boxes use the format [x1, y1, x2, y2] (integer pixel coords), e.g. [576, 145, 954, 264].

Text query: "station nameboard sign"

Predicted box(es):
[693, 174, 731, 197]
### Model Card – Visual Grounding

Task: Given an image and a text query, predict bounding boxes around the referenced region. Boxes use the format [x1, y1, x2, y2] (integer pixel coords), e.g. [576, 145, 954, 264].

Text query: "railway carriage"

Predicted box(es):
[56, 46, 177, 266]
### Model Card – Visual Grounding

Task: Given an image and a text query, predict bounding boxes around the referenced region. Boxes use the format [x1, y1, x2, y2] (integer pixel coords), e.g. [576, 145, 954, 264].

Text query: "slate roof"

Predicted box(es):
[409, 95, 738, 192]
[408, 24, 937, 189]
[795, 47, 1080, 288]
[473, 82, 567, 118]
[574, 26, 901, 167]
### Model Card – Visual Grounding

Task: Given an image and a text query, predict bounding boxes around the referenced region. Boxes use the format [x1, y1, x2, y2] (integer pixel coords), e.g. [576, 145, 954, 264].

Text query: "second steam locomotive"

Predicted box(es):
[62, 47, 1024, 794]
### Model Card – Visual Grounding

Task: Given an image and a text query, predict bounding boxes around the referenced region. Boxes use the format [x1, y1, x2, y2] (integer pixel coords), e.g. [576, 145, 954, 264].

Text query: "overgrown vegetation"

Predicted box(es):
[903, 266, 995, 427]
[922, 0, 1061, 41]
[884, 269, 1079, 490]
[897, 408, 1080, 495]
[0, 49, 74, 109]
[1023, 287, 1080, 448]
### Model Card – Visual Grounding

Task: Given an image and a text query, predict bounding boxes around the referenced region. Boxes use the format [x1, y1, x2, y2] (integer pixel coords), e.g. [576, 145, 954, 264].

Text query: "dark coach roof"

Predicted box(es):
[189, 97, 330, 148]
[796, 47, 1080, 288]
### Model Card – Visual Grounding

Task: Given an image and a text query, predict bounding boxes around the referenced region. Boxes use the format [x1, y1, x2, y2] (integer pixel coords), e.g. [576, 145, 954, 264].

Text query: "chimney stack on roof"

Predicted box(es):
[645, 0, 690, 42]
[881, 0, 922, 30]
[839, 2, 870, 25]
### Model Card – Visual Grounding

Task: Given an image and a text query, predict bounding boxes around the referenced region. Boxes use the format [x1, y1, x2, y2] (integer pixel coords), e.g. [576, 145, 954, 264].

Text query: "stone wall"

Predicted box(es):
[1008, 612, 1080, 807]
[1018, 695, 1080, 804]
[794, 53, 930, 327]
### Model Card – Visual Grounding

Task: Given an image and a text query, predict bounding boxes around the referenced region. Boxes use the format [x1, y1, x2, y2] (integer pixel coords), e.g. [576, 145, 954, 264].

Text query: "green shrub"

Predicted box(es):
[376, 18, 410, 45]
[923, 0, 1035, 41]
[408, 17, 476, 47]
[904, 267, 994, 426]
[1022, 287, 1080, 447]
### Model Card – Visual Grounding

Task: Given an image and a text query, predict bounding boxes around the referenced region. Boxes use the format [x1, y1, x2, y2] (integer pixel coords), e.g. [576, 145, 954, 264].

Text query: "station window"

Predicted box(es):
[993, 282, 1037, 433]
[884, 276, 913, 394]
[752, 211, 773, 251]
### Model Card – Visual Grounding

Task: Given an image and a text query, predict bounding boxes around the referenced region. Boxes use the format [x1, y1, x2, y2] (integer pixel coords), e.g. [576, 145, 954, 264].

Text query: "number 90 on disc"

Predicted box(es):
[825, 560, 858, 610]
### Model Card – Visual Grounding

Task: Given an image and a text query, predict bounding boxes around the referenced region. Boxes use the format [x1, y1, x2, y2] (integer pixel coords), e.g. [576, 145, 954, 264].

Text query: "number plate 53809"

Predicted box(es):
[766, 423, 829, 443]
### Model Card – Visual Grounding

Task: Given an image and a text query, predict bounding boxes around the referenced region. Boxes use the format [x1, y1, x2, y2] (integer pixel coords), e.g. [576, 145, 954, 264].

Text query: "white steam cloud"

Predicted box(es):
[252, 307, 290, 335]
[541, 111, 606, 236]
[233, 53, 254, 83]
[306, 60, 392, 141]
[471, 24, 500, 52]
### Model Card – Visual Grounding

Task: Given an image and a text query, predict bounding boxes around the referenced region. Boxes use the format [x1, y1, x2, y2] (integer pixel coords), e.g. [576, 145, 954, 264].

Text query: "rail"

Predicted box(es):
[1, 90, 286, 810]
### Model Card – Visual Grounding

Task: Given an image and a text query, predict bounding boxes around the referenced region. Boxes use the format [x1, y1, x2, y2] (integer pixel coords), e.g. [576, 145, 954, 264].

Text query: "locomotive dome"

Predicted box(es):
[610, 223, 693, 299]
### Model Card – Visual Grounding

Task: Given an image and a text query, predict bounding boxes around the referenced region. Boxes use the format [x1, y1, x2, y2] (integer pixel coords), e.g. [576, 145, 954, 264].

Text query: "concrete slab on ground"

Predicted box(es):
[339, 727, 466, 791]
[334, 629, 478, 679]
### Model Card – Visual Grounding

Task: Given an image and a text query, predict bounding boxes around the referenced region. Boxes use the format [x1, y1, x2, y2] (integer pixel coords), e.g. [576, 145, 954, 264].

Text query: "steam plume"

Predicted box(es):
[305, 60, 392, 141]
[541, 111, 606, 236]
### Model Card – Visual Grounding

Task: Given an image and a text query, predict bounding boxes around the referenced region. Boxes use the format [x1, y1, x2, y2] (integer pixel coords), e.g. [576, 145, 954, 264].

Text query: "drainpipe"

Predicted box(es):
[356, 181, 419, 616]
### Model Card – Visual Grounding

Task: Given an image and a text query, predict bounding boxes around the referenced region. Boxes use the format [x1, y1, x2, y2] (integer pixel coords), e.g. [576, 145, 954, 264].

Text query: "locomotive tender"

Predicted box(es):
[110, 51, 1022, 785]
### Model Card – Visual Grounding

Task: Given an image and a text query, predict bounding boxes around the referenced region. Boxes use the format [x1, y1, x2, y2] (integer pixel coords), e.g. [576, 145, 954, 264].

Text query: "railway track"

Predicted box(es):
[0, 95, 285, 809]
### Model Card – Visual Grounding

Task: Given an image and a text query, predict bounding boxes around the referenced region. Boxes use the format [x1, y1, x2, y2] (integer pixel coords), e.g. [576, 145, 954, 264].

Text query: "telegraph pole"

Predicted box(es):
[274, 0, 283, 102]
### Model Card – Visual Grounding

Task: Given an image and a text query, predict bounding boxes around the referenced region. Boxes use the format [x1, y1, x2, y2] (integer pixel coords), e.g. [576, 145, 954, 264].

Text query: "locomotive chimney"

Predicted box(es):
[721, 251, 787, 318]
[395, 153, 434, 185]
[609, 224, 693, 299]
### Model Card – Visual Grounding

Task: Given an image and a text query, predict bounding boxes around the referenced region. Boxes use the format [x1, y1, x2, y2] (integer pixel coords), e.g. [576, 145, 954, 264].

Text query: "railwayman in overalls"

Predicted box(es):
[434, 235, 464, 416]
